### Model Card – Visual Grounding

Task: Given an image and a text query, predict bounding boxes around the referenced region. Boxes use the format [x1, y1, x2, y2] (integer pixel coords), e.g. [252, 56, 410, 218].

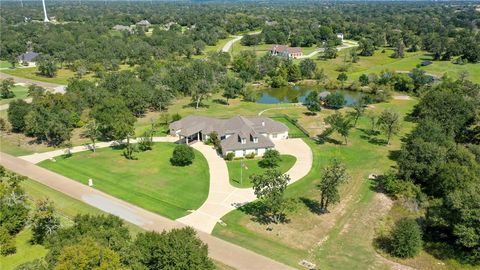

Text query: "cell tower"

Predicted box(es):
[42, 0, 50, 22]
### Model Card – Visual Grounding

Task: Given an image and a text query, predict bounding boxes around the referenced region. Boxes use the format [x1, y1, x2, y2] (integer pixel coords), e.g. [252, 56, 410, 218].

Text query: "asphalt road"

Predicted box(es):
[0, 152, 294, 270]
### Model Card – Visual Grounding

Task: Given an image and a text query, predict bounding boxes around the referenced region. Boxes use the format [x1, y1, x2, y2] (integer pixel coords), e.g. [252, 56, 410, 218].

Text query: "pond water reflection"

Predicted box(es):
[256, 85, 366, 105]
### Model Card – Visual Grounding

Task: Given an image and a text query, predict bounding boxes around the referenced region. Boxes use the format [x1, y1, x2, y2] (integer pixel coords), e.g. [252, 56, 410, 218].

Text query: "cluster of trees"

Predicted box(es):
[0, 167, 214, 270]
[379, 78, 480, 262]
[233, 51, 321, 86]
[4, 52, 231, 147]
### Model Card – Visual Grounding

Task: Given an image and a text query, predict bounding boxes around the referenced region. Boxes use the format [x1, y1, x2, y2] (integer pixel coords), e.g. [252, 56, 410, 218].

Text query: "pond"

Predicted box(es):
[256, 85, 366, 105]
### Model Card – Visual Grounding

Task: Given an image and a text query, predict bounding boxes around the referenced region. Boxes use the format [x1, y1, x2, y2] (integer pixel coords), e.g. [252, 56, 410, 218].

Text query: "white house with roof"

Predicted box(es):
[17, 51, 39, 67]
[169, 116, 289, 157]
[269, 45, 303, 58]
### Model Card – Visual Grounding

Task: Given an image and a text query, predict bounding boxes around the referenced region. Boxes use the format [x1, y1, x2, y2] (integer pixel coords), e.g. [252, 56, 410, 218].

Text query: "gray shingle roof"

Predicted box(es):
[169, 115, 288, 153]
[18, 51, 39, 62]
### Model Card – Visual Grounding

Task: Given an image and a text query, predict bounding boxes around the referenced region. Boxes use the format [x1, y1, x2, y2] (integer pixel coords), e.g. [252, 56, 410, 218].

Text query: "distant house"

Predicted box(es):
[112, 25, 133, 33]
[336, 33, 344, 42]
[265, 20, 278, 26]
[169, 115, 289, 158]
[136, 19, 151, 29]
[269, 45, 303, 58]
[164, 21, 177, 30]
[18, 51, 39, 64]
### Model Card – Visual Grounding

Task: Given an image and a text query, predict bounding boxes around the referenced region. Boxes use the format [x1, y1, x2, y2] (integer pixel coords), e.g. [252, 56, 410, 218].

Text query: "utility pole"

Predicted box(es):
[240, 160, 243, 186]
[42, 0, 49, 22]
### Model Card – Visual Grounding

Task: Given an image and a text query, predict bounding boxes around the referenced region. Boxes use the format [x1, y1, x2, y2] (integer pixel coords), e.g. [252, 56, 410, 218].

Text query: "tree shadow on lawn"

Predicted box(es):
[212, 98, 229, 105]
[238, 201, 289, 225]
[182, 102, 210, 109]
[358, 128, 388, 146]
[299, 197, 326, 215]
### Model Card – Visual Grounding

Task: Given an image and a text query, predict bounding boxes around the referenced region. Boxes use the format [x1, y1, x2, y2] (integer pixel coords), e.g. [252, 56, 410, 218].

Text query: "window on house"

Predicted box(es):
[272, 133, 277, 138]
[253, 137, 258, 143]
[241, 138, 246, 144]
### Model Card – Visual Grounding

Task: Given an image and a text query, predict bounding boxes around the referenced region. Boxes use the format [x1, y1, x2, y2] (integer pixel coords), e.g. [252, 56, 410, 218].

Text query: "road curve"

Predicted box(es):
[221, 31, 262, 53]
[0, 71, 66, 110]
[1, 151, 294, 270]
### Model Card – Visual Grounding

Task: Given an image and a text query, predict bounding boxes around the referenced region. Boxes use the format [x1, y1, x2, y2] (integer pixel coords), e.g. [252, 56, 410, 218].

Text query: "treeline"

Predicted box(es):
[0, 167, 214, 270]
[2, 2, 479, 73]
[5, 53, 237, 146]
[378, 78, 480, 263]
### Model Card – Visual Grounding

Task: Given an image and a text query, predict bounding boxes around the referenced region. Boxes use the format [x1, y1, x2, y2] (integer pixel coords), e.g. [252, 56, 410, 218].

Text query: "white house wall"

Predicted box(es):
[269, 131, 289, 140]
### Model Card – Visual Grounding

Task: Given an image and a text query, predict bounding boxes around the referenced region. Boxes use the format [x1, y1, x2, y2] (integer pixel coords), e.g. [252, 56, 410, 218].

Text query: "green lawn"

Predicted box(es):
[227, 155, 296, 188]
[0, 84, 29, 105]
[38, 143, 210, 219]
[212, 98, 424, 269]
[271, 116, 309, 138]
[1, 67, 94, 85]
[311, 48, 480, 84]
[0, 176, 145, 270]
[0, 60, 13, 69]
[0, 229, 48, 270]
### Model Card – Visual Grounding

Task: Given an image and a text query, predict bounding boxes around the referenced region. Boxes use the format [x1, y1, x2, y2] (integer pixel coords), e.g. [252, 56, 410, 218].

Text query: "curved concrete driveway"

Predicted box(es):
[19, 136, 313, 234]
[178, 138, 313, 233]
[1, 152, 293, 270]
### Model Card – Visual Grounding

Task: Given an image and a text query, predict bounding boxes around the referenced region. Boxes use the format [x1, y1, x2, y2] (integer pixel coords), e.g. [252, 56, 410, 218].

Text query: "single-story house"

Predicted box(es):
[136, 20, 151, 29]
[18, 51, 39, 64]
[269, 45, 303, 58]
[169, 115, 289, 157]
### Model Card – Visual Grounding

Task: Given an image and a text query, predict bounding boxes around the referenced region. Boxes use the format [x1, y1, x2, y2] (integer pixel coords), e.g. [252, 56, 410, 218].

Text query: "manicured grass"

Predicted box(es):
[1, 67, 94, 85]
[227, 155, 296, 188]
[311, 47, 480, 84]
[231, 42, 317, 57]
[0, 84, 29, 105]
[271, 116, 309, 138]
[38, 143, 210, 219]
[0, 229, 48, 270]
[0, 174, 146, 269]
[0, 128, 90, 157]
[212, 98, 424, 269]
[0, 60, 13, 69]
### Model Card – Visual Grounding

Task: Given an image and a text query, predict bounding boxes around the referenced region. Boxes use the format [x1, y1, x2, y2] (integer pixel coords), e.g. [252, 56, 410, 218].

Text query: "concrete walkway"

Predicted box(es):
[297, 40, 359, 59]
[0, 152, 293, 270]
[178, 138, 313, 233]
[19, 136, 313, 234]
[222, 36, 243, 52]
[19, 137, 177, 164]
[221, 31, 262, 53]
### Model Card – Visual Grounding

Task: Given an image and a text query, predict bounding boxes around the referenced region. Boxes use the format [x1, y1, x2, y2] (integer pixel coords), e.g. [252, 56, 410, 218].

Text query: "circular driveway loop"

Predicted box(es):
[19, 136, 313, 234]
[178, 138, 313, 233]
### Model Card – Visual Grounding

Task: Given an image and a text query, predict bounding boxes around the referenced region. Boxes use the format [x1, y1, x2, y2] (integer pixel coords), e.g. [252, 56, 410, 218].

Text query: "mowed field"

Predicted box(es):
[211, 98, 457, 270]
[38, 142, 210, 219]
[0, 84, 29, 105]
[311, 48, 480, 84]
[227, 154, 296, 188]
[0, 177, 142, 270]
